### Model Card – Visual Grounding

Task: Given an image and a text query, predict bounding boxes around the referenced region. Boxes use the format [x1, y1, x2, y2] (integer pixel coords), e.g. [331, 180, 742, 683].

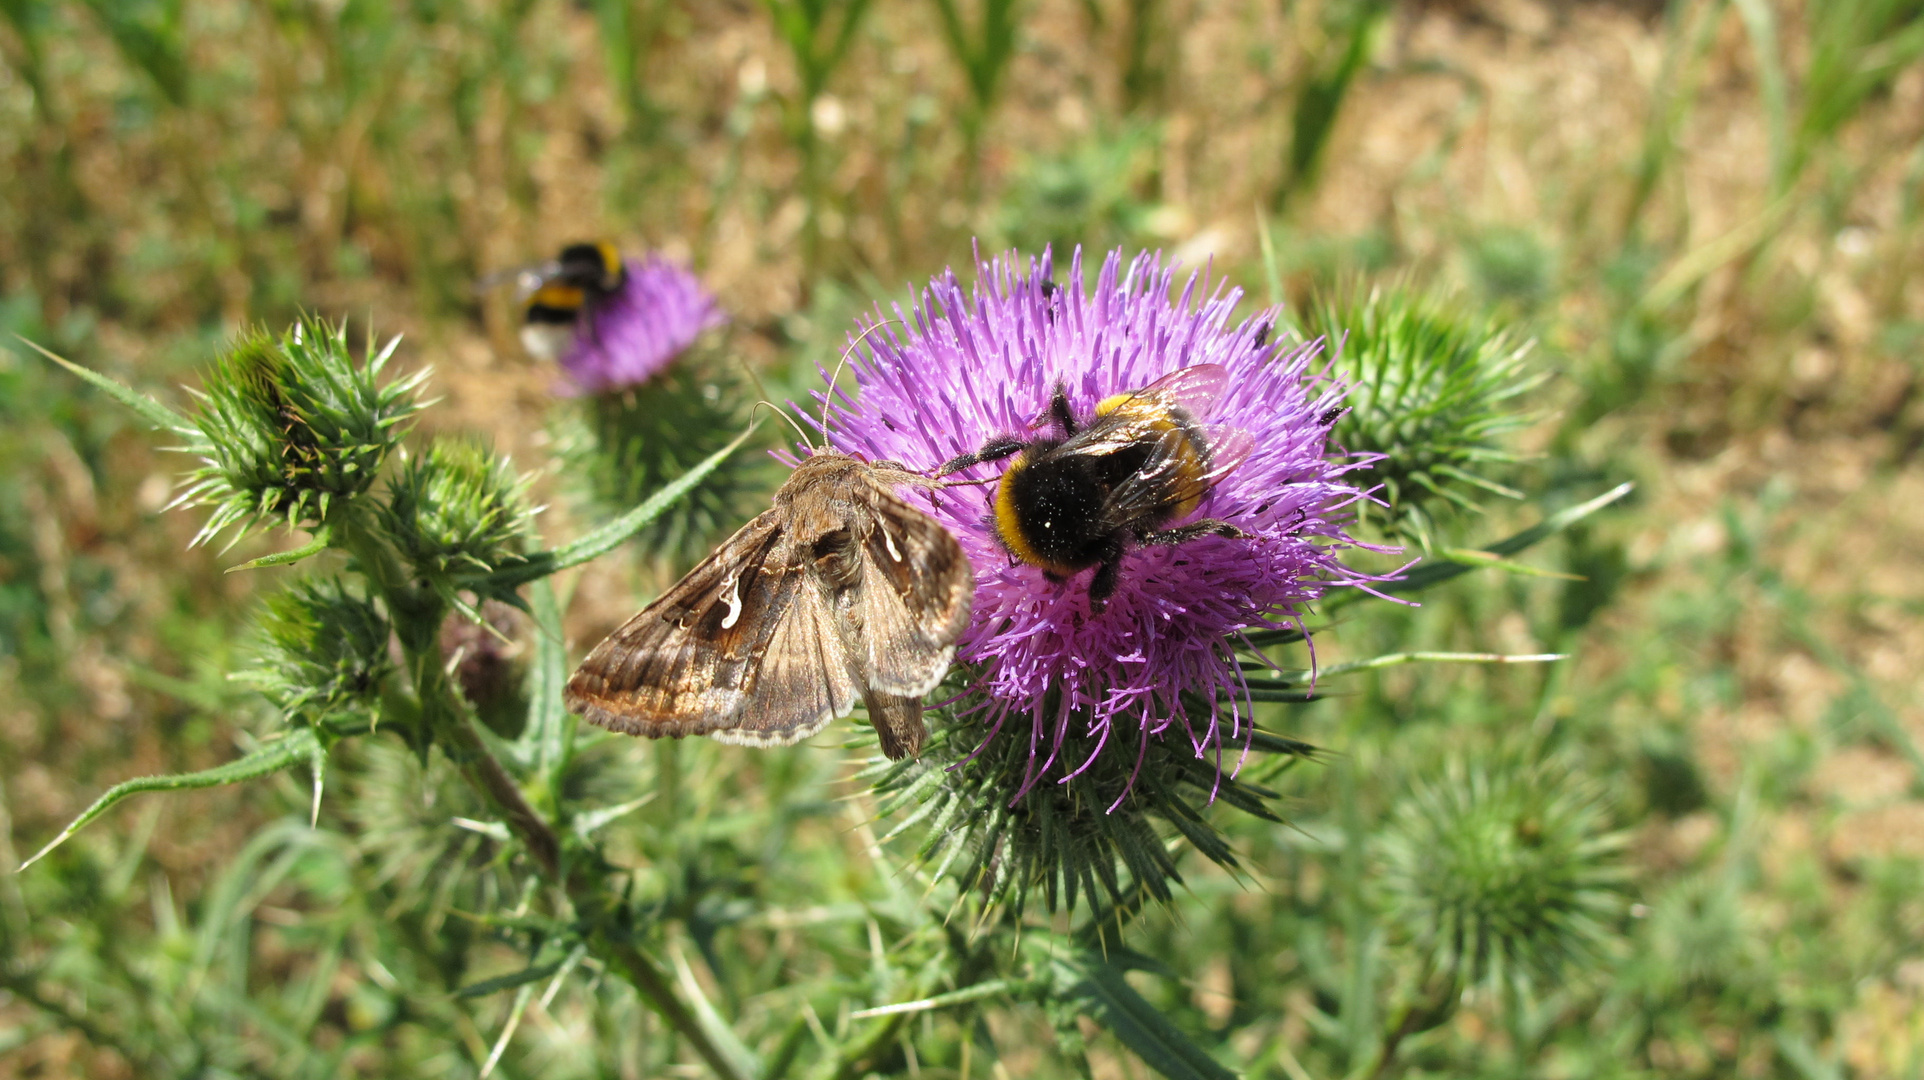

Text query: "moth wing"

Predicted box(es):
[862, 690, 929, 761]
[848, 486, 975, 699]
[711, 584, 861, 748]
[564, 512, 809, 740]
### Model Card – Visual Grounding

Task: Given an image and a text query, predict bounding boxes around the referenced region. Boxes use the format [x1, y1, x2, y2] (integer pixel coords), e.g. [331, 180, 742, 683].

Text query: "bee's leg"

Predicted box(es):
[1049, 385, 1078, 436]
[1140, 519, 1249, 547]
[1086, 537, 1129, 612]
[935, 437, 1026, 477]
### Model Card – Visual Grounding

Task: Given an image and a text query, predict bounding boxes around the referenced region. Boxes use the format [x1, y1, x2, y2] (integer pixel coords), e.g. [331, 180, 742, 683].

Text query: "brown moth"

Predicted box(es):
[564, 451, 975, 760]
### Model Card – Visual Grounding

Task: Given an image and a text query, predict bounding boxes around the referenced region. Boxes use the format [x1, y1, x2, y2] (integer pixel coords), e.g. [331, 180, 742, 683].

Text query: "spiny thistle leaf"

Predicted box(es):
[236, 577, 393, 724]
[1302, 282, 1546, 549]
[18, 728, 326, 870]
[20, 336, 194, 434]
[479, 419, 763, 591]
[1044, 947, 1237, 1080]
[174, 318, 427, 549]
[1369, 482, 1635, 600]
[1376, 753, 1629, 997]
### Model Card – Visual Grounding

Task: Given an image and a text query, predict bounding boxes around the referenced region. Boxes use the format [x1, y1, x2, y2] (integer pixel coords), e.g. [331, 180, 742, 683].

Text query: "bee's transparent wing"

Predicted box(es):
[1116, 363, 1229, 415]
[1097, 421, 1254, 532]
[1196, 424, 1253, 483]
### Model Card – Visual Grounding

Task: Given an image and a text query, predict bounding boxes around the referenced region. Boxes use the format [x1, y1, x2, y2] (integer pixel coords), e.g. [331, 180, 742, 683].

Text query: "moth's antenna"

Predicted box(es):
[729, 351, 820, 454]
[749, 399, 817, 453]
[817, 319, 896, 447]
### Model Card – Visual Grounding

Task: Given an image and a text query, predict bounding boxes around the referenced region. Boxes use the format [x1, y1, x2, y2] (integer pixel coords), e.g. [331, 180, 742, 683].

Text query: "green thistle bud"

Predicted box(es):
[1300, 283, 1544, 549]
[1377, 755, 1628, 997]
[556, 358, 773, 567]
[241, 577, 393, 723]
[175, 318, 428, 548]
[380, 435, 534, 583]
[872, 691, 1313, 917]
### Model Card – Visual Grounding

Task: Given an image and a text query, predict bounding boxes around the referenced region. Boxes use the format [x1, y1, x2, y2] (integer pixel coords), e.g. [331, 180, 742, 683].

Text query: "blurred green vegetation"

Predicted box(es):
[4, 0, 1924, 1077]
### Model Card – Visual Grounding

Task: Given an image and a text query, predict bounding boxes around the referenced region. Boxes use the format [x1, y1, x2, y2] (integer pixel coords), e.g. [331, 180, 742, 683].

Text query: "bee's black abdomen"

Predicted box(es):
[525, 303, 580, 325]
[998, 455, 1114, 571]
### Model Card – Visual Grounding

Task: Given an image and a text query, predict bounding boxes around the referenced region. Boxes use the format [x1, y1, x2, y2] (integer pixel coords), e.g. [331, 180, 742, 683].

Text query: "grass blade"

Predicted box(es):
[1053, 949, 1235, 1080]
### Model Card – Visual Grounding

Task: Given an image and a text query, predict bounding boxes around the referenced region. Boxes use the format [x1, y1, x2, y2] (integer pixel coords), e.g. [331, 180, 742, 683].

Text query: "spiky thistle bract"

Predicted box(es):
[869, 685, 1316, 916]
[1302, 282, 1544, 549]
[1377, 753, 1629, 997]
[173, 317, 428, 549]
[238, 576, 393, 726]
[379, 435, 535, 591]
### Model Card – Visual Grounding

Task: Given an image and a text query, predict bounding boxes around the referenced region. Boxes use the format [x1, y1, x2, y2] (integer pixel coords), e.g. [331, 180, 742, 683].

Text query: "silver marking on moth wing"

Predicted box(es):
[719, 575, 744, 629]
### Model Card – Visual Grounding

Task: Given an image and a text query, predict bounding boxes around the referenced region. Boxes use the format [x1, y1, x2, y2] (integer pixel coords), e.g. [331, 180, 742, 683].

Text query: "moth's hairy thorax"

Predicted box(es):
[776, 453, 922, 593]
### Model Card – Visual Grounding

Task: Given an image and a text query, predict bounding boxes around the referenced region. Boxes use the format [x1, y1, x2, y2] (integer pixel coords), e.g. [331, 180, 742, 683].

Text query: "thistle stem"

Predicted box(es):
[334, 512, 756, 1080]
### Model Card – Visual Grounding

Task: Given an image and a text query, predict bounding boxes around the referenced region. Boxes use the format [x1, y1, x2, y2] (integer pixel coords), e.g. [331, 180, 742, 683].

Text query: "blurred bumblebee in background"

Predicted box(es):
[490, 241, 627, 361]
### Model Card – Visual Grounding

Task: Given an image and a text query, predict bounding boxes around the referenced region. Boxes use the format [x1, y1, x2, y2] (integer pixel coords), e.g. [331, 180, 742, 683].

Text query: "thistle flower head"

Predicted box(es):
[241, 577, 393, 724]
[379, 436, 534, 585]
[176, 318, 427, 548]
[1378, 755, 1628, 996]
[825, 247, 1374, 799]
[1301, 282, 1543, 549]
[552, 256, 726, 394]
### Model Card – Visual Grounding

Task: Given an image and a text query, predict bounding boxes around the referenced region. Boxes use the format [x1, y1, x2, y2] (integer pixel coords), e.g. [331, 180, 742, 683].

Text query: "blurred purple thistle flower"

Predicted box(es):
[822, 245, 1385, 807]
[556, 256, 726, 394]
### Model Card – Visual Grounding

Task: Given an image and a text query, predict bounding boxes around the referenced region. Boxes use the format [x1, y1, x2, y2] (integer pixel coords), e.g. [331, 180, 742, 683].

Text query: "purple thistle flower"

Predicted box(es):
[822, 246, 1384, 806]
[545, 255, 726, 394]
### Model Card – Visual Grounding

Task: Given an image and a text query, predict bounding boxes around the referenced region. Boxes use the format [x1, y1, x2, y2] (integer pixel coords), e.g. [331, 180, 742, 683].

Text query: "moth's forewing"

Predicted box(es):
[565, 512, 818, 740]
[565, 452, 977, 761]
[712, 582, 858, 746]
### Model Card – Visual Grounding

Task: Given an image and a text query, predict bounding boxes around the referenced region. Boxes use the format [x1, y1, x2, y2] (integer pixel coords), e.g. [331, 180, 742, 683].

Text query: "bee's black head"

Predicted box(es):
[556, 242, 626, 294]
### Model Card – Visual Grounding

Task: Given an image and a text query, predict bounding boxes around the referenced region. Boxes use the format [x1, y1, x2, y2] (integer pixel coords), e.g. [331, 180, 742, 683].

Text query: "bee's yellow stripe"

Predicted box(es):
[529, 283, 586, 311]
[595, 241, 623, 278]
[993, 455, 1079, 575]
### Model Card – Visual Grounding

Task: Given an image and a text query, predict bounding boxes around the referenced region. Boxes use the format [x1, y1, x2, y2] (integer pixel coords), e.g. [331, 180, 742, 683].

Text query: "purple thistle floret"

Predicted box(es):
[557, 256, 726, 393]
[823, 246, 1384, 806]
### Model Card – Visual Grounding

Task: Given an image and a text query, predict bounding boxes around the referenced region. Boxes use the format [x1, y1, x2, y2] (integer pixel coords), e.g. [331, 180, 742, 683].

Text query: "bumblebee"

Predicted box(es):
[509, 241, 627, 361]
[936, 364, 1253, 610]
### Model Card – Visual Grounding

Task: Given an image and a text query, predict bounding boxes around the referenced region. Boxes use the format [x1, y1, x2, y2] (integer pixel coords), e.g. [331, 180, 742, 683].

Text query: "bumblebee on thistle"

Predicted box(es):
[935, 363, 1253, 612]
[820, 245, 1383, 802]
[510, 241, 726, 392]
